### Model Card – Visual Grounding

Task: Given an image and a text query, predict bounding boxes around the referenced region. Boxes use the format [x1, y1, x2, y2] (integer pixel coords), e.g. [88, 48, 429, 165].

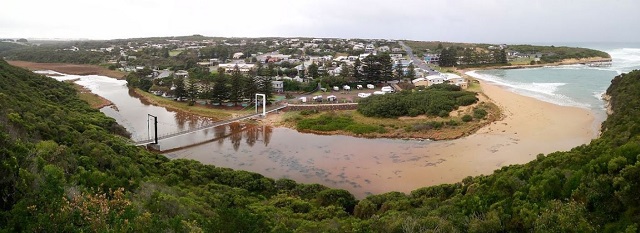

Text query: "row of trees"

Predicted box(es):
[129, 65, 275, 106]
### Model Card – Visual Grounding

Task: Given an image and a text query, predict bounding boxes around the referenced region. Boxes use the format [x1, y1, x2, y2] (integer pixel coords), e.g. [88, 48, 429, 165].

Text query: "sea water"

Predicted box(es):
[467, 43, 640, 123]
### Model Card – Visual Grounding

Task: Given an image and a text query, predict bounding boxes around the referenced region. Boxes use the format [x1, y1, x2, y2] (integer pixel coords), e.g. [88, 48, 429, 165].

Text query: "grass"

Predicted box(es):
[296, 112, 385, 134]
[169, 50, 182, 57]
[133, 89, 250, 120]
[285, 99, 501, 139]
[509, 57, 535, 65]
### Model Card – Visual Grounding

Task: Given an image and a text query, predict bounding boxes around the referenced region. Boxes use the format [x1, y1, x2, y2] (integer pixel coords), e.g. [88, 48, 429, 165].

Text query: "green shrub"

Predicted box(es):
[462, 114, 473, 122]
[473, 108, 487, 119]
[438, 110, 450, 118]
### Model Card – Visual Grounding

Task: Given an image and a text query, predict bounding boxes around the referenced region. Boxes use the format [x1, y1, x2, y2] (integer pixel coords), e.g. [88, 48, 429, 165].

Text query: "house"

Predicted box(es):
[232, 52, 244, 59]
[365, 44, 376, 53]
[175, 70, 189, 79]
[426, 74, 445, 85]
[272, 81, 284, 93]
[424, 54, 440, 64]
[218, 63, 255, 73]
[412, 77, 429, 87]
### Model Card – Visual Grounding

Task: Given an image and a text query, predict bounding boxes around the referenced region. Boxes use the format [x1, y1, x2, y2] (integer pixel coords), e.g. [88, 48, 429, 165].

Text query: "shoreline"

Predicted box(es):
[460, 56, 612, 71]
[354, 79, 598, 196]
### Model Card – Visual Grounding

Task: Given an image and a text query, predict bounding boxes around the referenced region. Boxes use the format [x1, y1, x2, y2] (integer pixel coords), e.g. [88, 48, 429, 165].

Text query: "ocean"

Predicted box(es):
[466, 43, 640, 122]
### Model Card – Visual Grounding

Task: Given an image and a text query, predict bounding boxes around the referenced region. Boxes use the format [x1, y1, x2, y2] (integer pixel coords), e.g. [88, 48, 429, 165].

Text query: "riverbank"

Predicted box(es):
[63, 79, 113, 109]
[7, 60, 127, 79]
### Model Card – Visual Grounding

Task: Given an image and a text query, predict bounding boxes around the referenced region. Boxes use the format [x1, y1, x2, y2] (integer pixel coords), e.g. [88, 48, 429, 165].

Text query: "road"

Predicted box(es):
[398, 41, 439, 76]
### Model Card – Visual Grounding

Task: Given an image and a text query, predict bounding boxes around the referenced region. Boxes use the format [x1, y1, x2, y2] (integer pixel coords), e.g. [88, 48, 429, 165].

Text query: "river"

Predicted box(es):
[37, 67, 603, 198]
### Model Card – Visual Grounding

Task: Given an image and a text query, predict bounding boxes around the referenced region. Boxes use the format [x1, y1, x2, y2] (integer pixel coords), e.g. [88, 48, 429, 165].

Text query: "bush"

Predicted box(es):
[358, 88, 477, 118]
[473, 108, 487, 119]
[438, 110, 450, 118]
[462, 114, 473, 122]
[408, 108, 422, 117]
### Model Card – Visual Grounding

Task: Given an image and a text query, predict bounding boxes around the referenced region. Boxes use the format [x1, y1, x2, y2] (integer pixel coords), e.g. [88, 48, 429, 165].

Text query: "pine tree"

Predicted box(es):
[212, 72, 228, 104]
[378, 53, 393, 82]
[353, 58, 362, 80]
[339, 63, 352, 78]
[405, 63, 416, 79]
[228, 65, 243, 106]
[186, 77, 198, 105]
[257, 76, 274, 104]
[173, 76, 186, 99]
[243, 76, 258, 102]
[362, 55, 380, 82]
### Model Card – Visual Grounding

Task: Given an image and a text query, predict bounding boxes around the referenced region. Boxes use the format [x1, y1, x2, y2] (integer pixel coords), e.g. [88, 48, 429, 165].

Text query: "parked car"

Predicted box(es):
[312, 95, 323, 102]
[358, 93, 372, 98]
[356, 85, 363, 89]
[367, 84, 375, 89]
[343, 85, 351, 91]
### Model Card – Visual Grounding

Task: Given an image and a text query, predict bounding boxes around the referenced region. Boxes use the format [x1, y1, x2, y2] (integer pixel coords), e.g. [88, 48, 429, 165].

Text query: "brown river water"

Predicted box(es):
[42, 71, 595, 198]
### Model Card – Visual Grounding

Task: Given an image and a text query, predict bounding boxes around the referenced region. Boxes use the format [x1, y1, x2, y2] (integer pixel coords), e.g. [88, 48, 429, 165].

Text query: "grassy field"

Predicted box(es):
[133, 89, 251, 120]
[169, 50, 183, 57]
[282, 101, 500, 140]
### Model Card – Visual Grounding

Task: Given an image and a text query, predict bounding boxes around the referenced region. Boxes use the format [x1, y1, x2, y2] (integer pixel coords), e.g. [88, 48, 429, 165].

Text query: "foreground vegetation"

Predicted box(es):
[1, 59, 640, 232]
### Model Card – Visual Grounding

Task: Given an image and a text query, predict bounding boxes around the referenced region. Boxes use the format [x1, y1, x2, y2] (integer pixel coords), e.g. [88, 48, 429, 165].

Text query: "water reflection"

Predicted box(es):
[161, 123, 274, 153]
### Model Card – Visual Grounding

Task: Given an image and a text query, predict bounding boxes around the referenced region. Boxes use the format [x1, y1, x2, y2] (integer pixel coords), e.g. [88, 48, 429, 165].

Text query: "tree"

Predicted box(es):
[405, 63, 416, 79]
[212, 72, 228, 104]
[362, 55, 380, 82]
[266, 62, 276, 77]
[394, 62, 404, 79]
[439, 47, 458, 67]
[173, 76, 186, 99]
[257, 76, 274, 104]
[339, 63, 352, 78]
[378, 53, 393, 82]
[353, 58, 362, 80]
[228, 65, 243, 106]
[243, 76, 258, 102]
[498, 49, 508, 64]
[185, 77, 198, 105]
[308, 62, 319, 78]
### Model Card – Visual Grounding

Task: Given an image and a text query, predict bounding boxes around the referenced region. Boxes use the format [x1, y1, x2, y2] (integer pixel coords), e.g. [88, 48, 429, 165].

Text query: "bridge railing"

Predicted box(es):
[134, 104, 287, 145]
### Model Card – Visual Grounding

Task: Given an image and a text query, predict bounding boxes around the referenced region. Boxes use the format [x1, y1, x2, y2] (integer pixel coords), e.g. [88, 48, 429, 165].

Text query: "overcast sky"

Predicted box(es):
[2, 0, 639, 43]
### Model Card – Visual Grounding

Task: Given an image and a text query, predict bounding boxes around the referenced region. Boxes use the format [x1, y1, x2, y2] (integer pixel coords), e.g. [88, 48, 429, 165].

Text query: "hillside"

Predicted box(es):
[1, 59, 639, 232]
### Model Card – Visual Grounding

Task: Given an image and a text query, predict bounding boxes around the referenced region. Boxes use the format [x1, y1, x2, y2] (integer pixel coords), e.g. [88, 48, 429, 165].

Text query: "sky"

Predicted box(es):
[2, 0, 639, 43]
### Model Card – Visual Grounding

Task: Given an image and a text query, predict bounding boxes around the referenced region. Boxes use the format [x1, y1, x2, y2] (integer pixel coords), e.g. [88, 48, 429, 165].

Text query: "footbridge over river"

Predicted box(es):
[134, 104, 287, 147]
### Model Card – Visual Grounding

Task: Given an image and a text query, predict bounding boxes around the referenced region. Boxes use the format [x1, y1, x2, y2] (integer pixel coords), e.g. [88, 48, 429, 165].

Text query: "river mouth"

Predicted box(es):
[41, 70, 599, 199]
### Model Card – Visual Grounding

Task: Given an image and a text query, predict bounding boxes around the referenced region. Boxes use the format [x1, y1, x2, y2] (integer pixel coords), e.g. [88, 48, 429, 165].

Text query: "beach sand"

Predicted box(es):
[255, 80, 598, 197]
[363, 80, 597, 194]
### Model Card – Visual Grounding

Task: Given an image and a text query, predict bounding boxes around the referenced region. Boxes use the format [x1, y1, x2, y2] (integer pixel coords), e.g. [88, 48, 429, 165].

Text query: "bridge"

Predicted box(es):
[134, 103, 287, 147]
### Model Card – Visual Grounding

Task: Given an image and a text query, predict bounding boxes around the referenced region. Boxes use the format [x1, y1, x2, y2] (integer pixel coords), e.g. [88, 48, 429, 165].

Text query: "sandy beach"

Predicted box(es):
[249, 79, 599, 197]
[363, 80, 597, 194]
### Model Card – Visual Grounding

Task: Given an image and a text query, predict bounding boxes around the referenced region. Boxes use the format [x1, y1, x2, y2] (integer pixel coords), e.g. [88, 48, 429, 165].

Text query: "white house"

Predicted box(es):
[426, 74, 445, 85]
[232, 52, 244, 59]
[272, 81, 284, 93]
